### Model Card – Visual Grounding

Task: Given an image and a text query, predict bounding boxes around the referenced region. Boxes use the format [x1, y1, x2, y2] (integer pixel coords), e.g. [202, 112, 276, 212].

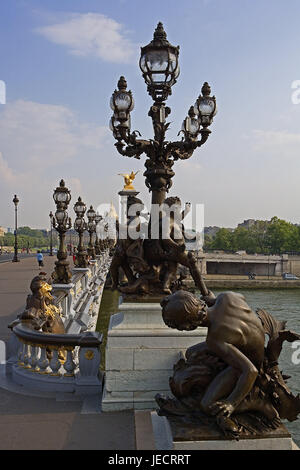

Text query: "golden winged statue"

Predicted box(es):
[118, 171, 139, 191]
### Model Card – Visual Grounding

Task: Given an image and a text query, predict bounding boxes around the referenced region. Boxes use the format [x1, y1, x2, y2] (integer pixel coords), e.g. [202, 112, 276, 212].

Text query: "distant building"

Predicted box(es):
[204, 226, 234, 238]
[237, 219, 256, 229]
[6, 227, 13, 233]
[204, 226, 221, 238]
[0, 227, 6, 237]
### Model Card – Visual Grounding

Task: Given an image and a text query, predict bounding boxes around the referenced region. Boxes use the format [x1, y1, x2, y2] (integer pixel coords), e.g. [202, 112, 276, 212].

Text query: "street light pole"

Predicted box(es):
[49, 211, 54, 256]
[12, 194, 20, 263]
[109, 23, 216, 295]
[95, 214, 103, 256]
[52, 180, 72, 284]
[87, 206, 96, 260]
[74, 197, 88, 268]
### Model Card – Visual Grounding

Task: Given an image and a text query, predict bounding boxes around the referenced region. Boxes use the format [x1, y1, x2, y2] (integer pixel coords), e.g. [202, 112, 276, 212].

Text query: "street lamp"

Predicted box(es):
[49, 211, 54, 256]
[110, 22, 216, 207]
[95, 213, 103, 256]
[86, 205, 96, 260]
[12, 195, 20, 263]
[73, 197, 88, 268]
[109, 22, 216, 295]
[52, 179, 72, 284]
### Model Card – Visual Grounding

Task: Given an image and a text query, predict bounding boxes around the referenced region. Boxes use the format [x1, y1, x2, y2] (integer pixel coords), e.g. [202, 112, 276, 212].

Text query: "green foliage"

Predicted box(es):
[204, 217, 300, 254]
[0, 226, 57, 249]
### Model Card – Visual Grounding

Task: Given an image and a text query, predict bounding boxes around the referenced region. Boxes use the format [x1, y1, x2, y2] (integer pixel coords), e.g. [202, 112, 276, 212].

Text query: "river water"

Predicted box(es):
[100, 288, 300, 446]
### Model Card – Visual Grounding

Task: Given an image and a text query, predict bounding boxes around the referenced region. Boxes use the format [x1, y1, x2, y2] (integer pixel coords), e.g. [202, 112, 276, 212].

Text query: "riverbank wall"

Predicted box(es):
[185, 279, 300, 290]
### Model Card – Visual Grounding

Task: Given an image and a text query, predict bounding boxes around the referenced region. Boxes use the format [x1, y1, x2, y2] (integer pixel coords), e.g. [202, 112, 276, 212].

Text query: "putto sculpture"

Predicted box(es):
[156, 289, 300, 439]
[11, 272, 65, 335]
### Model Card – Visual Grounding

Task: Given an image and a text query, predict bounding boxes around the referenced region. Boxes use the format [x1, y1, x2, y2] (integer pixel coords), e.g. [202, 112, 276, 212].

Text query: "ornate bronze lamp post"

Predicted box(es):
[49, 211, 54, 256]
[12, 195, 20, 263]
[94, 213, 103, 256]
[73, 197, 88, 268]
[86, 205, 96, 260]
[108, 23, 216, 295]
[52, 180, 72, 284]
[110, 22, 216, 207]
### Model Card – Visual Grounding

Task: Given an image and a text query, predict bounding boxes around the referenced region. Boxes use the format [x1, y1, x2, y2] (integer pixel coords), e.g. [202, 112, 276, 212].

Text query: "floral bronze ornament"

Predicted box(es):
[74, 197, 88, 268]
[86, 205, 96, 260]
[52, 180, 72, 284]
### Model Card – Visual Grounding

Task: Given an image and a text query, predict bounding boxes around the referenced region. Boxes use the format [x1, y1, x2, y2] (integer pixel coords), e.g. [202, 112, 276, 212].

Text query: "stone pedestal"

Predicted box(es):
[102, 300, 207, 411]
[149, 412, 298, 450]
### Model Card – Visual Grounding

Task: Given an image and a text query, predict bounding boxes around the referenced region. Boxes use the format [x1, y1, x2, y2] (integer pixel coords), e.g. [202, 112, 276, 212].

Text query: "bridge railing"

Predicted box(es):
[9, 322, 103, 394]
[5, 249, 112, 395]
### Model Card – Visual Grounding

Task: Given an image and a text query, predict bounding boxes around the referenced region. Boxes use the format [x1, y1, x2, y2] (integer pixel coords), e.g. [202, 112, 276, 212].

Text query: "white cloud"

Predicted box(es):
[35, 13, 136, 64]
[0, 100, 110, 228]
[252, 129, 300, 156]
[0, 100, 109, 172]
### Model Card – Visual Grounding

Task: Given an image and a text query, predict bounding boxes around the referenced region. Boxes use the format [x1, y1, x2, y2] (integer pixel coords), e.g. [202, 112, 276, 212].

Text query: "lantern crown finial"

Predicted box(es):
[118, 76, 127, 91]
[201, 82, 211, 97]
[154, 22, 167, 41]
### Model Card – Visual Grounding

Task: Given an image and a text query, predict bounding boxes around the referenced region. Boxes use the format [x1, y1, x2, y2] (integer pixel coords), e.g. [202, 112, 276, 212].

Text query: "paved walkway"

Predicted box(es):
[0, 256, 135, 450]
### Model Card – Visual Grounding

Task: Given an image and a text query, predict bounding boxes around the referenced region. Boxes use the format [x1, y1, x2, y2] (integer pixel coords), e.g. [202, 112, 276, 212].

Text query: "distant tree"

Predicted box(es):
[210, 228, 233, 251]
[204, 217, 300, 254]
[266, 217, 299, 254]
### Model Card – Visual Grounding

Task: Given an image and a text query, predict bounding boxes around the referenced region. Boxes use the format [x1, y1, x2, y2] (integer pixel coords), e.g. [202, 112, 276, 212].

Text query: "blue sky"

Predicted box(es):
[1, 0, 300, 228]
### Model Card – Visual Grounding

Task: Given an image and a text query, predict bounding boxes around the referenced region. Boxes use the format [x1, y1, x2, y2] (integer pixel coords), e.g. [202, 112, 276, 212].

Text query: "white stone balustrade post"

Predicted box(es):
[64, 347, 76, 377]
[37, 346, 49, 374]
[30, 344, 39, 370]
[49, 347, 62, 376]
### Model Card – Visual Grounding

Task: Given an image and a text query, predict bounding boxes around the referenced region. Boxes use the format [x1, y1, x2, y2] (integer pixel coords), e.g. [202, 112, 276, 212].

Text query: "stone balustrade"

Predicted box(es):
[10, 323, 103, 394]
[5, 250, 112, 395]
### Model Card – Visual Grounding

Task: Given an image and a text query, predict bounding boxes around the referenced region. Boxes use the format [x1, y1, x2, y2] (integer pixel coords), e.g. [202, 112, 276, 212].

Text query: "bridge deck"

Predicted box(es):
[0, 256, 135, 450]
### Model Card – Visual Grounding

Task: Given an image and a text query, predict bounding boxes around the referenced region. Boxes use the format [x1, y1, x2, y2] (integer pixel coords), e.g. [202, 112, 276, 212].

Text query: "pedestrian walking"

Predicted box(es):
[36, 250, 44, 268]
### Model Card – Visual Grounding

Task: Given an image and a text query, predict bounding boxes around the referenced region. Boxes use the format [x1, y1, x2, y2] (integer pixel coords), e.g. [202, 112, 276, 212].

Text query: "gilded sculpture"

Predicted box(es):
[12, 272, 65, 335]
[118, 171, 139, 191]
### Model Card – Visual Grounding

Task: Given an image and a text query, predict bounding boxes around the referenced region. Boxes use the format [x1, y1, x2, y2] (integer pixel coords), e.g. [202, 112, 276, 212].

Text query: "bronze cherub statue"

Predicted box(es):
[156, 289, 300, 439]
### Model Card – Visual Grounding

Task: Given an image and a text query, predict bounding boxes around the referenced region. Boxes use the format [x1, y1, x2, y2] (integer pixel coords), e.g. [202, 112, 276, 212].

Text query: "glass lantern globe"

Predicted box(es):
[74, 217, 85, 231]
[181, 106, 200, 139]
[74, 197, 86, 218]
[110, 76, 134, 122]
[55, 209, 67, 224]
[95, 214, 102, 225]
[13, 194, 19, 207]
[87, 206, 96, 221]
[53, 179, 71, 207]
[88, 220, 96, 232]
[139, 22, 179, 102]
[194, 82, 217, 127]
